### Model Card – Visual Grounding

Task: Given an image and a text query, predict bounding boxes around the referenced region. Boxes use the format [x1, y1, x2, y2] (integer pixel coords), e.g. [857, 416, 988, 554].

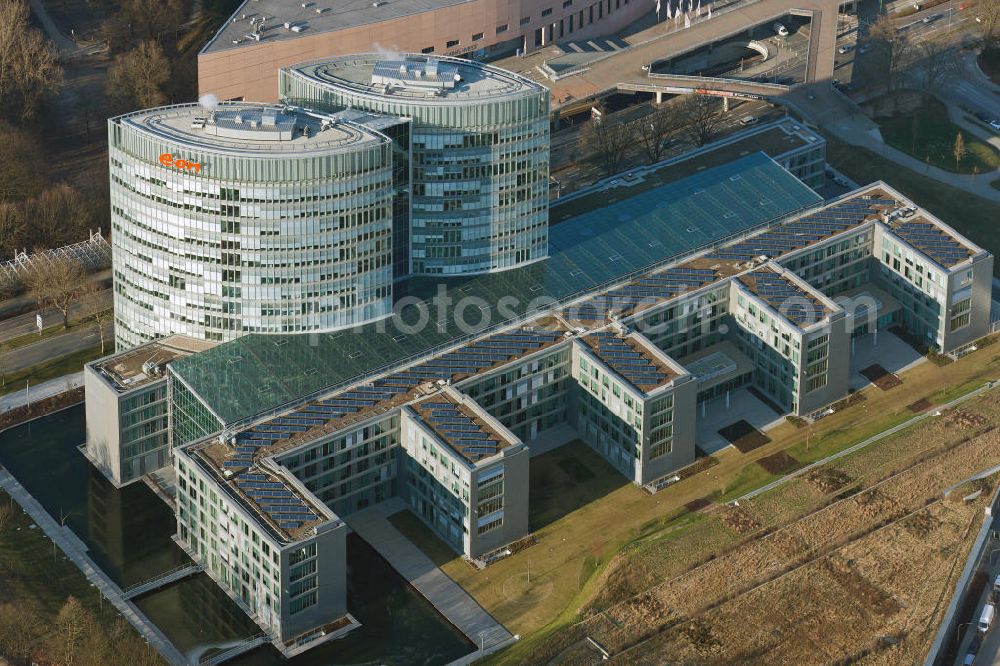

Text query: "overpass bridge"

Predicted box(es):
[533, 0, 844, 111]
[619, 73, 791, 102]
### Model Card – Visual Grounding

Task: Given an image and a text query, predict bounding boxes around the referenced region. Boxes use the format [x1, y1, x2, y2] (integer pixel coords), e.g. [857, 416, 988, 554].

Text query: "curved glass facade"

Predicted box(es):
[280, 55, 550, 276]
[109, 103, 396, 349]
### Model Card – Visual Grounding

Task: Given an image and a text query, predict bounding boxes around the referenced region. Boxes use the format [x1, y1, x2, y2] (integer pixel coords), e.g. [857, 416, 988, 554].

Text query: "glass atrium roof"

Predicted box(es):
[170, 152, 821, 427]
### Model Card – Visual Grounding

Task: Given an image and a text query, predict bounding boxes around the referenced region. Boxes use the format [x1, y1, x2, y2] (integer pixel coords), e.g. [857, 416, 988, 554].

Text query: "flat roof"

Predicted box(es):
[888, 215, 976, 268]
[189, 447, 330, 543]
[114, 102, 388, 155]
[581, 330, 677, 394]
[737, 266, 833, 328]
[410, 392, 512, 463]
[284, 55, 544, 103]
[92, 335, 216, 392]
[203, 0, 470, 54]
[679, 340, 755, 389]
[170, 152, 821, 427]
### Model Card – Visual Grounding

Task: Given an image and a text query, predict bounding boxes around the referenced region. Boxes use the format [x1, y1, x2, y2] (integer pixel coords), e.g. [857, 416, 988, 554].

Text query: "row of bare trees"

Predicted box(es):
[582, 96, 726, 176]
[0, 595, 161, 666]
[0, 0, 63, 122]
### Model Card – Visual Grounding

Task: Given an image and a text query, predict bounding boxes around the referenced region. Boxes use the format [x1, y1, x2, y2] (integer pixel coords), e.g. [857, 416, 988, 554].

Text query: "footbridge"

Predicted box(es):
[619, 73, 791, 101]
[122, 562, 204, 600]
[542, 0, 843, 111]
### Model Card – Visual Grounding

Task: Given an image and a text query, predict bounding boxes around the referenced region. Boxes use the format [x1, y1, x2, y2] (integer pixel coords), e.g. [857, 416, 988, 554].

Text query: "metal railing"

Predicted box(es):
[121, 562, 203, 598]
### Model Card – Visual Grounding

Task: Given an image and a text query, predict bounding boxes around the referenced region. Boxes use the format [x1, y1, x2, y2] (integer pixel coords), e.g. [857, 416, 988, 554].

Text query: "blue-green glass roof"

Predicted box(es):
[170, 152, 821, 427]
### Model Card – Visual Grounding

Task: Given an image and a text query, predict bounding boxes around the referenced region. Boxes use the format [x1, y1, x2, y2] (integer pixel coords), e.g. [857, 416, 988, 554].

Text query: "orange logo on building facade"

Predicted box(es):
[159, 153, 203, 173]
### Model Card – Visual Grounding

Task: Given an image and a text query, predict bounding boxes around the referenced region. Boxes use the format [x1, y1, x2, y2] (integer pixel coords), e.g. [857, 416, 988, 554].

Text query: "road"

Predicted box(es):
[0, 321, 112, 374]
[0, 288, 113, 344]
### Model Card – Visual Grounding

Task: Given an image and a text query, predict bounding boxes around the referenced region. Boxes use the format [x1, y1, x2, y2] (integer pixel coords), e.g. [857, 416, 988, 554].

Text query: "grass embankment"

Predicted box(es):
[455, 337, 1000, 663]
[0, 345, 103, 398]
[0, 490, 163, 664]
[873, 96, 1000, 175]
[824, 133, 1000, 275]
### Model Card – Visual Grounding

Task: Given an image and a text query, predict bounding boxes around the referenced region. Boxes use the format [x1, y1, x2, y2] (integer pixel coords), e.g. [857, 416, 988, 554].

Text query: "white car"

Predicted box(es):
[739, 115, 758, 126]
[774, 22, 789, 37]
[991, 120, 1000, 131]
[837, 44, 854, 54]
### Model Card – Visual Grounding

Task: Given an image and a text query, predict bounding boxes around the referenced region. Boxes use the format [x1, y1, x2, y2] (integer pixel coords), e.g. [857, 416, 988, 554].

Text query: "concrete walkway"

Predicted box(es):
[0, 468, 187, 666]
[0, 371, 84, 415]
[785, 84, 1000, 203]
[345, 503, 513, 651]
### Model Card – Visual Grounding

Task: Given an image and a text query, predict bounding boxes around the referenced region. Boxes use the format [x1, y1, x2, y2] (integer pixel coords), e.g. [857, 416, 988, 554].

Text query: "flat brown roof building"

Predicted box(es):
[198, 0, 651, 102]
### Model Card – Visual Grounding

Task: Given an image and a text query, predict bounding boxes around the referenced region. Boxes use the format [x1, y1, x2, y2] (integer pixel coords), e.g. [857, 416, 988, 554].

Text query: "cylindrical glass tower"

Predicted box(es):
[279, 54, 550, 276]
[108, 102, 396, 349]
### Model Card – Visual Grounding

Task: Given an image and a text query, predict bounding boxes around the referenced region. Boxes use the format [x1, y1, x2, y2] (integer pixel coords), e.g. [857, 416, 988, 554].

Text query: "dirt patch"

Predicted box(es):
[821, 555, 902, 618]
[806, 468, 854, 494]
[907, 398, 932, 413]
[718, 420, 771, 453]
[860, 364, 903, 391]
[685, 497, 714, 513]
[943, 409, 988, 431]
[677, 455, 719, 481]
[757, 451, 799, 475]
[721, 505, 762, 535]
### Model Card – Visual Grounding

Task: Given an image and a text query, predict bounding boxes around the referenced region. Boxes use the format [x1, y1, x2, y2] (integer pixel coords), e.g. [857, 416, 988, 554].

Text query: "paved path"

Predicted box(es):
[345, 505, 513, 651]
[1, 321, 111, 374]
[785, 84, 1000, 203]
[738, 379, 999, 502]
[0, 371, 84, 415]
[0, 468, 187, 666]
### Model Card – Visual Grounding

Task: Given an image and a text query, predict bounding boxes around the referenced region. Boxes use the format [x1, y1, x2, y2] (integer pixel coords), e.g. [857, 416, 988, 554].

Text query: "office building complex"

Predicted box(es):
[88, 115, 994, 650]
[282, 55, 550, 275]
[198, 0, 649, 102]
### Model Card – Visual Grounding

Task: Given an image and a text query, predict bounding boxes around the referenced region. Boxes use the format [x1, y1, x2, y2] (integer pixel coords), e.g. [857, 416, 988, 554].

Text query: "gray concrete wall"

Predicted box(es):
[796, 316, 850, 416]
[278, 521, 348, 643]
[84, 363, 123, 485]
[468, 444, 530, 558]
[638, 376, 697, 486]
[942, 252, 995, 353]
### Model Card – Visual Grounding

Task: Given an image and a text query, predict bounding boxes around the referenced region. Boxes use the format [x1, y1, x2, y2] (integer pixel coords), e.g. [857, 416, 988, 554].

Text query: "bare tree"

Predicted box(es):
[106, 40, 171, 113]
[910, 38, 964, 94]
[636, 104, 680, 164]
[80, 284, 112, 355]
[676, 95, 724, 147]
[972, 0, 1000, 50]
[953, 131, 966, 170]
[0, 0, 63, 122]
[583, 114, 636, 176]
[24, 257, 86, 330]
[867, 14, 914, 97]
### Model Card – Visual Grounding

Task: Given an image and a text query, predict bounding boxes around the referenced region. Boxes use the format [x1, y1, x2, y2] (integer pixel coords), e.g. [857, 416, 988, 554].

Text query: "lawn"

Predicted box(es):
[0, 344, 103, 397]
[824, 133, 1000, 276]
[873, 95, 1000, 175]
[0, 490, 163, 663]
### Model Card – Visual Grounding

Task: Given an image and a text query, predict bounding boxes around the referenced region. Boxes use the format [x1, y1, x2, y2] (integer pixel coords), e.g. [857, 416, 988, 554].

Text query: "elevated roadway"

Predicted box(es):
[536, 0, 843, 110]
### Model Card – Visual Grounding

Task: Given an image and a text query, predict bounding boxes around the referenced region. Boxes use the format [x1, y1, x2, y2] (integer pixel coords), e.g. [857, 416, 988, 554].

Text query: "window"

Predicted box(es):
[446, 39, 459, 48]
[421, 46, 435, 53]
[542, 7, 552, 15]
[563, 0, 572, 6]
[472, 31, 484, 40]
[496, 23, 508, 34]
[289, 591, 317, 615]
[520, 15, 530, 25]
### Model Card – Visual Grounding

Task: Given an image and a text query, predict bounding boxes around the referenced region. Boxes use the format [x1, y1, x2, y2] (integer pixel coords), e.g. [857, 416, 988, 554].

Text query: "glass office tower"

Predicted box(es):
[279, 54, 550, 276]
[108, 102, 397, 348]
